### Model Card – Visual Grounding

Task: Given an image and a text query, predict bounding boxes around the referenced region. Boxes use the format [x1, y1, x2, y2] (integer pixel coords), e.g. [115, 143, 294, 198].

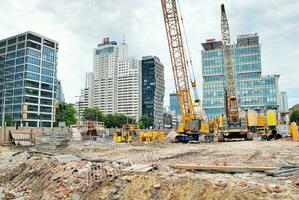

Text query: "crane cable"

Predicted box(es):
[177, 0, 198, 99]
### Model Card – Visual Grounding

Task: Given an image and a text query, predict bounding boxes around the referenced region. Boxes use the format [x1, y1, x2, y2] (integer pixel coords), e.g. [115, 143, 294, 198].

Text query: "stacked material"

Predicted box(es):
[35, 131, 71, 151]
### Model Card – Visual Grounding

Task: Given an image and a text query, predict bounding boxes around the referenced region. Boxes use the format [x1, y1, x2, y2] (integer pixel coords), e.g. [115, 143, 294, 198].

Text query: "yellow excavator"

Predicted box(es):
[161, 0, 213, 142]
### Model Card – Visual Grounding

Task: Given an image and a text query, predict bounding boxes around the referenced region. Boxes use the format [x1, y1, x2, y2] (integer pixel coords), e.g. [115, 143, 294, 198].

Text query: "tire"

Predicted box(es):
[218, 133, 225, 142]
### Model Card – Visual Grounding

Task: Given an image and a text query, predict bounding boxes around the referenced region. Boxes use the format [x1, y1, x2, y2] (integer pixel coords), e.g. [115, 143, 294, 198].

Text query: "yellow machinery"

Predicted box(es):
[218, 4, 252, 142]
[161, 0, 213, 142]
[113, 124, 138, 143]
[138, 131, 164, 143]
[290, 122, 299, 141]
[264, 109, 280, 140]
[256, 115, 266, 134]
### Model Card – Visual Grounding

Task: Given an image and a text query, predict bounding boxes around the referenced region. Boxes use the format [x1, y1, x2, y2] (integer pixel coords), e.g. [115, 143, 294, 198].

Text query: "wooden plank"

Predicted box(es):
[173, 164, 277, 173]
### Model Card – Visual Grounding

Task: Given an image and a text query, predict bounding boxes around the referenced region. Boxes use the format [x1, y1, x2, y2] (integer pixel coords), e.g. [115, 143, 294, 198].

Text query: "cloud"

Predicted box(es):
[0, 0, 298, 108]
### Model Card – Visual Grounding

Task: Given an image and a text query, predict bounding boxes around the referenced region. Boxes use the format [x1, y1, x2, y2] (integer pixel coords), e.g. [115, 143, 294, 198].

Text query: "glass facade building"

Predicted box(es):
[169, 93, 180, 115]
[141, 56, 165, 128]
[201, 34, 280, 119]
[0, 31, 58, 127]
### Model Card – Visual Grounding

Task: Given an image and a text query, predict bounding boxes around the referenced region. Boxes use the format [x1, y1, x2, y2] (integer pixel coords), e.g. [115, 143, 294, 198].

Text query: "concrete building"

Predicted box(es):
[201, 33, 280, 119]
[116, 58, 141, 120]
[92, 37, 141, 120]
[280, 91, 288, 113]
[0, 31, 58, 127]
[141, 56, 165, 128]
[56, 79, 65, 102]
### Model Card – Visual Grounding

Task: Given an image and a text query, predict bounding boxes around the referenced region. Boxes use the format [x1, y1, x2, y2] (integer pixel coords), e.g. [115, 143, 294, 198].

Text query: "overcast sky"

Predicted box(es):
[1, 0, 298, 107]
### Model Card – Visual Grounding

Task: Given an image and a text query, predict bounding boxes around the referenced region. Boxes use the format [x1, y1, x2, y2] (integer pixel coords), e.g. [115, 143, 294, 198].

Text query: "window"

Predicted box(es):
[5, 90, 13, 96]
[6, 60, 15, 67]
[17, 42, 25, 49]
[41, 91, 52, 98]
[15, 81, 23, 88]
[26, 56, 40, 65]
[27, 33, 41, 43]
[41, 83, 53, 91]
[5, 98, 13, 104]
[0, 41, 6, 47]
[44, 39, 55, 48]
[25, 88, 39, 96]
[14, 89, 22, 96]
[42, 61, 54, 69]
[28, 105, 38, 111]
[40, 106, 52, 113]
[17, 49, 25, 57]
[7, 45, 16, 52]
[28, 113, 38, 119]
[8, 38, 16, 45]
[16, 65, 24, 72]
[42, 47, 54, 62]
[5, 75, 14, 81]
[16, 57, 24, 65]
[24, 96, 38, 104]
[41, 76, 53, 83]
[6, 52, 16, 60]
[5, 67, 14, 74]
[25, 64, 40, 73]
[41, 68, 53, 76]
[14, 97, 22, 103]
[27, 49, 41, 58]
[26, 41, 41, 50]
[0, 48, 5, 54]
[15, 73, 23, 80]
[25, 72, 40, 81]
[25, 80, 39, 88]
[13, 105, 21, 112]
[40, 98, 52, 105]
[18, 35, 26, 42]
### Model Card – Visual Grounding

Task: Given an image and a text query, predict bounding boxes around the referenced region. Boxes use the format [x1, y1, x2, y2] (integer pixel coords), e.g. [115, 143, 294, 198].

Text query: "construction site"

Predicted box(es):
[1, 0, 299, 199]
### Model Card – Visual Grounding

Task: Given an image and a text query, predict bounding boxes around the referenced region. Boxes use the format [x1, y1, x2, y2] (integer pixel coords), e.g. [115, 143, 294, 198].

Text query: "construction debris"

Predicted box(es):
[35, 131, 71, 151]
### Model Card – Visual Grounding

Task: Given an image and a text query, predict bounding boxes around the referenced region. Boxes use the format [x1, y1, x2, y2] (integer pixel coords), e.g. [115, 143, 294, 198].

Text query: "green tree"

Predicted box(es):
[83, 107, 103, 121]
[103, 114, 135, 128]
[55, 102, 77, 126]
[290, 110, 299, 124]
[138, 115, 153, 129]
[0, 113, 13, 126]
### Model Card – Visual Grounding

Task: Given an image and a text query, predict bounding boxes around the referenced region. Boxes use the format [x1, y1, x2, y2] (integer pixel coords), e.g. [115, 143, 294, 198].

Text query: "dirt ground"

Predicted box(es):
[0, 139, 299, 200]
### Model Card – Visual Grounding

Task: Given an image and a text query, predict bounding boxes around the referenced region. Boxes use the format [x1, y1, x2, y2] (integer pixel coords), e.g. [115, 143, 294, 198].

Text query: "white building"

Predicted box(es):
[92, 37, 141, 119]
[280, 91, 288, 113]
[116, 58, 141, 120]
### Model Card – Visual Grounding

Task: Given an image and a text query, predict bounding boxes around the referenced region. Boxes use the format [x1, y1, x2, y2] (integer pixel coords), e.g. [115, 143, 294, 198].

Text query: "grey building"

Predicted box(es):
[0, 31, 58, 127]
[141, 56, 165, 128]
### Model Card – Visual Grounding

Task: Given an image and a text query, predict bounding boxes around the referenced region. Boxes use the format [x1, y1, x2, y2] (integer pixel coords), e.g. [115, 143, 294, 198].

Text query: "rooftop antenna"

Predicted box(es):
[122, 34, 126, 44]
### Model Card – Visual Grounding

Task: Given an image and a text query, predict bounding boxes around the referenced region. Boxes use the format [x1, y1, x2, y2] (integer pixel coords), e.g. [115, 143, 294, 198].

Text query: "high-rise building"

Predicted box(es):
[169, 92, 180, 115]
[116, 58, 141, 120]
[201, 33, 280, 119]
[56, 79, 65, 102]
[93, 38, 119, 114]
[0, 31, 59, 127]
[141, 56, 165, 128]
[92, 37, 141, 119]
[280, 92, 288, 113]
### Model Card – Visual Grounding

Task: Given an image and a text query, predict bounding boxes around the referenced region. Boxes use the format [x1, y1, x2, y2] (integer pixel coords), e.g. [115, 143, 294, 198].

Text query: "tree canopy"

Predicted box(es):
[83, 107, 103, 121]
[55, 102, 77, 126]
[290, 110, 299, 125]
[138, 115, 153, 129]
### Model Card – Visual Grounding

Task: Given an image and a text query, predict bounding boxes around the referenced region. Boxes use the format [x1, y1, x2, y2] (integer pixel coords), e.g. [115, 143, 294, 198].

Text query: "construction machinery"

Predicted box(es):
[113, 124, 138, 143]
[161, 0, 212, 142]
[264, 109, 281, 140]
[138, 131, 165, 143]
[217, 4, 253, 142]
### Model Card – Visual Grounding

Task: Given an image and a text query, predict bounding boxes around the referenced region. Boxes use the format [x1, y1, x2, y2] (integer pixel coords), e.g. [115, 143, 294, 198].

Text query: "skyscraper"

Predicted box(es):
[201, 33, 280, 119]
[92, 37, 141, 119]
[0, 31, 58, 127]
[116, 58, 141, 120]
[141, 56, 165, 128]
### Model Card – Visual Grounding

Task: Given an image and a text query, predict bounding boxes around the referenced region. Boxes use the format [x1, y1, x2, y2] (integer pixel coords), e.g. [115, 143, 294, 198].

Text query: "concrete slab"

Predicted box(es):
[53, 154, 81, 163]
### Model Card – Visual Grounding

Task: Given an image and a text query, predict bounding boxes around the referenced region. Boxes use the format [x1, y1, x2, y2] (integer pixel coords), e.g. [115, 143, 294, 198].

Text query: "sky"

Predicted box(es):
[1, 0, 298, 108]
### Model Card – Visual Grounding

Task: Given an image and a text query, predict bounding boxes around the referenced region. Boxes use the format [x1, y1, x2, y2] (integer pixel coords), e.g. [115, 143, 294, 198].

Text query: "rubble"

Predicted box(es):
[0, 139, 298, 199]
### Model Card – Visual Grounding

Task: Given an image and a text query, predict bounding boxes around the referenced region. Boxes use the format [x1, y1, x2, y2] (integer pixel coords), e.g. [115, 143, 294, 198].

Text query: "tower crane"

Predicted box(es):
[219, 4, 253, 141]
[161, 0, 211, 142]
